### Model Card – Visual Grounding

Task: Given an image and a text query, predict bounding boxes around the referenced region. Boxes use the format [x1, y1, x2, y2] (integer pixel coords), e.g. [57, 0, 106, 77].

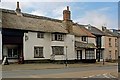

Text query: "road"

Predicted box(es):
[2, 65, 118, 79]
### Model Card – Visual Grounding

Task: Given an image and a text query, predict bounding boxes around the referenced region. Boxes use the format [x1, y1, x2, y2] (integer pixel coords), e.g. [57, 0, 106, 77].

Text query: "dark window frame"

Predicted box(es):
[109, 38, 112, 47]
[37, 32, 44, 38]
[115, 39, 117, 47]
[52, 33, 64, 41]
[85, 49, 95, 59]
[34, 47, 44, 58]
[7, 48, 19, 58]
[82, 36, 87, 42]
[52, 46, 64, 55]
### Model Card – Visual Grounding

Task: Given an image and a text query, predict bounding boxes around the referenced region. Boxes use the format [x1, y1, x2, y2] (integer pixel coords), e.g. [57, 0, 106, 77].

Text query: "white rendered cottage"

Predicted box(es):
[1, 2, 96, 63]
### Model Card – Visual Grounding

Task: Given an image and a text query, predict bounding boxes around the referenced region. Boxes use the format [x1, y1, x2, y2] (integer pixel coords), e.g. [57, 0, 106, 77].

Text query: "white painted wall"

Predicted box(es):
[88, 37, 96, 45]
[23, 32, 75, 60]
[65, 34, 75, 60]
[23, 31, 97, 61]
[101, 36, 105, 48]
[0, 30, 2, 60]
[23, 32, 51, 60]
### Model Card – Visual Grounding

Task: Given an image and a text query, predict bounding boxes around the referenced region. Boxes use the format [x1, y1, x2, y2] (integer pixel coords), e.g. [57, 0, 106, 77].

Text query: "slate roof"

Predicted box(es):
[75, 41, 96, 48]
[87, 26, 105, 36]
[103, 29, 119, 37]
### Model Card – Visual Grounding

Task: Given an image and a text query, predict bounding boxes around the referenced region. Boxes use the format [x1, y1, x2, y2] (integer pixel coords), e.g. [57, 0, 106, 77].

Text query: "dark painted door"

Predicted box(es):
[77, 50, 82, 60]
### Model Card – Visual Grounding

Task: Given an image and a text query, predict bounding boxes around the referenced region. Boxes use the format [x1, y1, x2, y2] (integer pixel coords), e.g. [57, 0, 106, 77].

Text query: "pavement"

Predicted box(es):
[2, 62, 117, 71]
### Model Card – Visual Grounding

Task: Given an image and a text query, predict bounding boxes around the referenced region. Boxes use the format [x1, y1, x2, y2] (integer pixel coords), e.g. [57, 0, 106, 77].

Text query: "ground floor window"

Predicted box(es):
[34, 47, 44, 58]
[8, 48, 18, 58]
[96, 49, 103, 59]
[85, 49, 95, 59]
[52, 46, 64, 55]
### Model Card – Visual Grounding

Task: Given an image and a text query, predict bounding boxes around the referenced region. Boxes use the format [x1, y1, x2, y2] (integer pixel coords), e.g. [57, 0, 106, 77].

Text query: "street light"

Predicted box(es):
[65, 46, 68, 67]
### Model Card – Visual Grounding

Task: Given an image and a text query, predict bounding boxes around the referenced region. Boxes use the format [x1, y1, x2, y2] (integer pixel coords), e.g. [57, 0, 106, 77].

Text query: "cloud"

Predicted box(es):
[52, 6, 66, 20]
[30, 10, 46, 16]
[74, 10, 111, 29]
[98, 7, 110, 11]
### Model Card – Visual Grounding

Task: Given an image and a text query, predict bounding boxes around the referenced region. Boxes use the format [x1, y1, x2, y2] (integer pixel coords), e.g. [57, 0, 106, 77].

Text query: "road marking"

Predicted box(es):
[103, 73, 110, 78]
[82, 77, 88, 78]
[88, 75, 94, 78]
[108, 73, 116, 78]
[96, 74, 101, 76]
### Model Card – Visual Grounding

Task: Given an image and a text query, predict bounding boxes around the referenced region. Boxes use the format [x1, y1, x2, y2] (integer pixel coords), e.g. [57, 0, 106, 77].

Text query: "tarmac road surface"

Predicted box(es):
[2, 65, 117, 79]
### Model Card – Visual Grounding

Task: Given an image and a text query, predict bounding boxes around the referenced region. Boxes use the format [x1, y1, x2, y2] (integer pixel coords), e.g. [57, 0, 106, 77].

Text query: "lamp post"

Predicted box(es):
[65, 46, 68, 67]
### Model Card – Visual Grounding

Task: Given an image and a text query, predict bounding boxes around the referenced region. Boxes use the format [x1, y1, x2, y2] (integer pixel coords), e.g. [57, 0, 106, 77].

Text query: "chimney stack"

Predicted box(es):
[63, 6, 71, 21]
[16, 2, 21, 13]
[62, 6, 73, 33]
[16, 2, 22, 16]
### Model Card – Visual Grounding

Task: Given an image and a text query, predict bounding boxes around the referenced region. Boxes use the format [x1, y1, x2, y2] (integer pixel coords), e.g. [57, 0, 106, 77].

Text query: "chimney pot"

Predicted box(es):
[16, 1, 21, 13]
[17, 2, 19, 8]
[67, 6, 69, 11]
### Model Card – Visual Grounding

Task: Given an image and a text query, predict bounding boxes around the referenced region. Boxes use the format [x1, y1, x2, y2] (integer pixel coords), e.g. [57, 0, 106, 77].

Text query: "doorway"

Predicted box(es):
[77, 50, 82, 60]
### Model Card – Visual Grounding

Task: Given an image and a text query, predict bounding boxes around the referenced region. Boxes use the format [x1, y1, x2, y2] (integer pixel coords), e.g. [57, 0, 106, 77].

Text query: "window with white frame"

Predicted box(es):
[34, 47, 44, 58]
[85, 49, 95, 59]
[37, 32, 44, 38]
[52, 46, 64, 55]
[52, 33, 64, 41]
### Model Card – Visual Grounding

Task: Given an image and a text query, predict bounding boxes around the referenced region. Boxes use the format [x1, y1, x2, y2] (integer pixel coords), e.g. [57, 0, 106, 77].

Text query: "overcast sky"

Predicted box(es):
[0, 0, 119, 29]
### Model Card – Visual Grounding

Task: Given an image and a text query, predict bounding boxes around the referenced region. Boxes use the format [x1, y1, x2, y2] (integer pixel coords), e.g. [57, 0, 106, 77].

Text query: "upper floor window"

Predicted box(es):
[82, 36, 87, 42]
[52, 33, 64, 41]
[109, 51, 112, 59]
[96, 36, 101, 48]
[115, 39, 117, 47]
[109, 38, 112, 47]
[37, 32, 44, 38]
[34, 47, 44, 58]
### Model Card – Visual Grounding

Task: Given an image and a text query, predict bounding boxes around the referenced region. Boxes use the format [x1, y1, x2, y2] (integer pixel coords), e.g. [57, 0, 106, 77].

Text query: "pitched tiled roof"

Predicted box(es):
[73, 24, 95, 37]
[2, 9, 68, 33]
[103, 29, 119, 37]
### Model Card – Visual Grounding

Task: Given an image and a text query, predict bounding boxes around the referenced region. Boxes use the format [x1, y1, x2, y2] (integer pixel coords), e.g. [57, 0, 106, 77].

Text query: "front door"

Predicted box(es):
[77, 50, 82, 60]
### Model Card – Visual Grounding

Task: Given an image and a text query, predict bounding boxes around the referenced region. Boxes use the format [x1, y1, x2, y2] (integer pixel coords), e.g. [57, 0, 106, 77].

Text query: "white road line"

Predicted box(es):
[103, 73, 110, 78]
[108, 74, 116, 78]
[82, 77, 88, 78]
[88, 75, 94, 78]
[96, 74, 101, 76]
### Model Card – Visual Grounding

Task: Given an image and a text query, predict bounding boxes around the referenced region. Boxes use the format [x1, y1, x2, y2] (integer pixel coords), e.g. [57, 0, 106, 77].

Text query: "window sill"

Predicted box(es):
[52, 40, 64, 41]
[7, 57, 18, 59]
[54, 54, 64, 55]
[34, 57, 45, 58]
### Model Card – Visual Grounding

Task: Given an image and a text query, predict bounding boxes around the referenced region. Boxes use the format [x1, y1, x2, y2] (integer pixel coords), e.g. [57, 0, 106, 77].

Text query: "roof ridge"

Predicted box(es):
[1, 8, 62, 23]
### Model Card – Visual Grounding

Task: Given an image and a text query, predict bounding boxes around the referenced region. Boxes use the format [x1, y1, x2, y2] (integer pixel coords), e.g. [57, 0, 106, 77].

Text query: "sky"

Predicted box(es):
[0, 0, 119, 29]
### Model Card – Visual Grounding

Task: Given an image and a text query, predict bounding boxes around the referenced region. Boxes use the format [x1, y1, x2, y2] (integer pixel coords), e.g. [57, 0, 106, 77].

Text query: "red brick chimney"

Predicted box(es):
[16, 2, 21, 13]
[63, 6, 71, 21]
[62, 6, 73, 33]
